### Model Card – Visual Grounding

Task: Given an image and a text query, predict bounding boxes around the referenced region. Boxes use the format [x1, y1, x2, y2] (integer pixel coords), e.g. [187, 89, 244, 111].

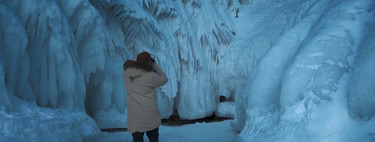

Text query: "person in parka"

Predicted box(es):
[123, 51, 168, 142]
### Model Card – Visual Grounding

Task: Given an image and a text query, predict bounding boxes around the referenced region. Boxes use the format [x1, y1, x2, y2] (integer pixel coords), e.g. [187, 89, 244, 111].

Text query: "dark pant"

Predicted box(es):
[132, 127, 159, 142]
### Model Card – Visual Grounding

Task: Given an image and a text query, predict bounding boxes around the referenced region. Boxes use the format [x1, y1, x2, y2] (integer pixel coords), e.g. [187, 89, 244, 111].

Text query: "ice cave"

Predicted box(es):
[1, 0, 375, 141]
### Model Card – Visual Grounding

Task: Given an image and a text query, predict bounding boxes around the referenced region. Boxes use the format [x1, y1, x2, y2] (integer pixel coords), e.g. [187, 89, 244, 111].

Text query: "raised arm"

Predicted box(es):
[146, 63, 168, 87]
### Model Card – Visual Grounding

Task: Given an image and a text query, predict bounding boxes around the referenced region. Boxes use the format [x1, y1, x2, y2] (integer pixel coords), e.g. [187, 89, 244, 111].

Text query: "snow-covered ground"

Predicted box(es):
[84, 120, 238, 142]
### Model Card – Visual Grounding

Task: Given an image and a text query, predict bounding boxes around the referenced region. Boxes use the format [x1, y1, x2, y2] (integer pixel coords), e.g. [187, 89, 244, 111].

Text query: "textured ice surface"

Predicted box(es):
[1, 0, 375, 141]
[0, 99, 99, 142]
[233, 0, 375, 141]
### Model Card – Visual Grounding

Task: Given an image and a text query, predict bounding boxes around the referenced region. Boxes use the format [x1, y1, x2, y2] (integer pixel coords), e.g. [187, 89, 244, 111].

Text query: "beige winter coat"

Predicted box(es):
[123, 62, 168, 133]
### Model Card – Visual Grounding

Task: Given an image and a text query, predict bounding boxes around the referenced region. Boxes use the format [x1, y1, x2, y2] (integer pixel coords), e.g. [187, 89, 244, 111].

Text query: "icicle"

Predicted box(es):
[348, 23, 375, 120]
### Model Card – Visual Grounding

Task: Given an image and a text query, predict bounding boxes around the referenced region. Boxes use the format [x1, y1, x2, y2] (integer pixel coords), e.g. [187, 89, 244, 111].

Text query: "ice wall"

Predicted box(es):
[2, 0, 374, 141]
[233, 0, 375, 141]
[1, 0, 246, 135]
[55, 0, 128, 118]
[348, 21, 375, 120]
[85, 0, 243, 119]
[0, 65, 12, 111]
[4, 0, 87, 110]
[0, 1, 32, 103]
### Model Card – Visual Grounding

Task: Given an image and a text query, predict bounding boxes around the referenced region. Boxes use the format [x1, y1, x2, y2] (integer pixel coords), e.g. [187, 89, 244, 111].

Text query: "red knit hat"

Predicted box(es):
[136, 52, 151, 63]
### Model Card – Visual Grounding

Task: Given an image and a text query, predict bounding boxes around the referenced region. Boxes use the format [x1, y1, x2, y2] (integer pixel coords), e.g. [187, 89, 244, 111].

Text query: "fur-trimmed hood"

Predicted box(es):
[123, 60, 153, 81]
[123, 60, 153, 72]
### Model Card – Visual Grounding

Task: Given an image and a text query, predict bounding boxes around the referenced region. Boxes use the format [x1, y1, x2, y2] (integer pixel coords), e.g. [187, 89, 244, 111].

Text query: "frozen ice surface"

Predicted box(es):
[0, 99, 99, 142]
[0, 65, 13, 111]
[233, 0, 375, 141]
[347, 21, 375, 120]
[216, 102, 236, 118]
[93, 107, 127, 129]
[83, 120, 238, 142]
